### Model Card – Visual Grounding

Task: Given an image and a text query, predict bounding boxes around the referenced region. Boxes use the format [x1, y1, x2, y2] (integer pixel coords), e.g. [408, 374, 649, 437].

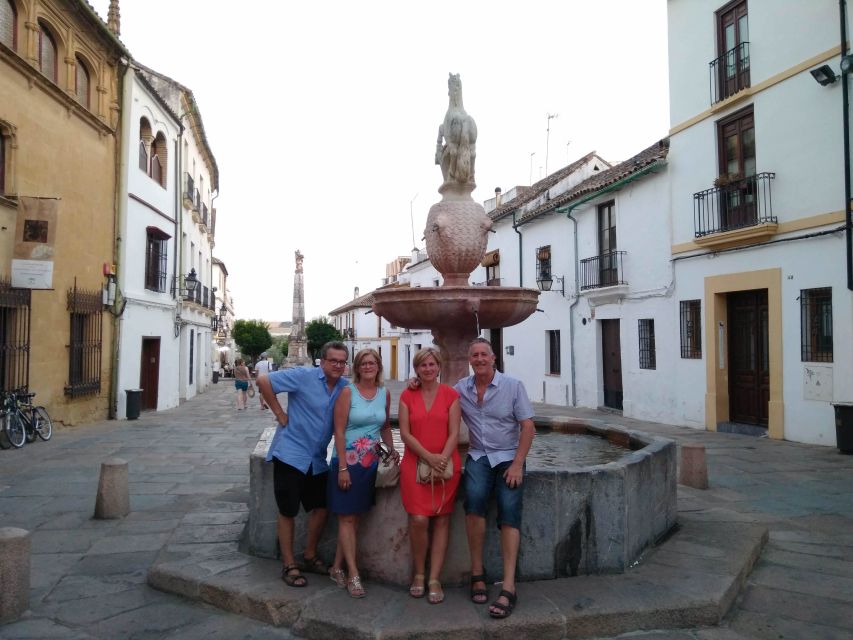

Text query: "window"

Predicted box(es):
[1, 0, 15, 50]
[715, 0, 750, 101]
[0, 120, 14, 196]
[0, 127, 5, 195]
[145, 228, 169, 292]
[0, 277, 31, 392]
[598, 201, 617, 286]
[536, 245, 551, 283]
[547, 330, 560, 375]
[139, 117, 151, 172]
[638, 319, 656, 370]
[801, 288, 832, 362]
[150, 132, 167, 188]
[188, 329, 194, 384]
[680, 300, 702, 358]
[75, 56, 90, 108]
[66, 285, 103, 397]
[717, 106, 756, 230]
[38, 22, 57, 82]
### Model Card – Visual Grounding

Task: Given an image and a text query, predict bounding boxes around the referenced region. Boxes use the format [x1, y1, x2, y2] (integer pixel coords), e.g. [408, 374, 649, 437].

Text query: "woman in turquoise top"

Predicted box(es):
[328, 348, 396, 598]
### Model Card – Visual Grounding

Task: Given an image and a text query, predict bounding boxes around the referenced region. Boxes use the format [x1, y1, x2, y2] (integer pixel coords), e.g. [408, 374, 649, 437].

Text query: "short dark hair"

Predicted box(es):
[468, 337, 493, 355]
[320, 341, 349, 360]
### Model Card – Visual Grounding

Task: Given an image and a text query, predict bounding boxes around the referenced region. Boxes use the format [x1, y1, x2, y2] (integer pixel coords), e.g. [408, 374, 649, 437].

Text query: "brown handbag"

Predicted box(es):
[416, 457, 453, 514]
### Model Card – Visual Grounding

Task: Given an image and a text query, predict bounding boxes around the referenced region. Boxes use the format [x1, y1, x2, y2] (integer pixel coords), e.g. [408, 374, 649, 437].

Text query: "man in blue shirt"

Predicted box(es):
[455, 338, 535, 619]
[256, 341, 349, 588]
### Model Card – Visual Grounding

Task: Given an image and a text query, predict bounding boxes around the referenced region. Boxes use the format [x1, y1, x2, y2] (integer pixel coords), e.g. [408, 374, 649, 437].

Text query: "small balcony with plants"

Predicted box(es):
[693, 172, 777, 248]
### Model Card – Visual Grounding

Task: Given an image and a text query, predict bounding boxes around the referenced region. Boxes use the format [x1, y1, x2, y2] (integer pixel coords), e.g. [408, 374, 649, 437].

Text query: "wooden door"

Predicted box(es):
[601, 319, 623, 410]
[727, 290, 768, 426]
[490, 328, 503, 372]
[140, 338, 160, 411]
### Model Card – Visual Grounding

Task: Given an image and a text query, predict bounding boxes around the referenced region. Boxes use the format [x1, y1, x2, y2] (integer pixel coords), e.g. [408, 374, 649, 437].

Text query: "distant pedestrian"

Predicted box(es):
[254, 354, 272, 409]
[233, 358, 251, 411]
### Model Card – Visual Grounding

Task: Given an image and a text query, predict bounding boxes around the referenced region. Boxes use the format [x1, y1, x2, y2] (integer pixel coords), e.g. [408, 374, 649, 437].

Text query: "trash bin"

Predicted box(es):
[832, 402, 853, 454]
[125, 389, 143, 420]
[212, 371, 220, 384]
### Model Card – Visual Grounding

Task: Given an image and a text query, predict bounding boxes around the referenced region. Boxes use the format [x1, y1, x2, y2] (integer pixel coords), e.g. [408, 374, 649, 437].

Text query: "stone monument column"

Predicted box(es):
[284, 250, 311, 367]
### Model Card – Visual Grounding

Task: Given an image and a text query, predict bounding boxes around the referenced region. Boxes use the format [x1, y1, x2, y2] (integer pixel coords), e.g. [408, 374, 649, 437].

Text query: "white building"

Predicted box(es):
[113, 64, 182, 418]
[665, 0, 852, 445]
[212, 257, 236, 372]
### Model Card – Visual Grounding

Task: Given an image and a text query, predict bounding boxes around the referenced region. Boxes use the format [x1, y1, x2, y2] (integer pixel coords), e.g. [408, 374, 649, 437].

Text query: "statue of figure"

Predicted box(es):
[435, 73, 477, 190]
[295, 250, 304, 273]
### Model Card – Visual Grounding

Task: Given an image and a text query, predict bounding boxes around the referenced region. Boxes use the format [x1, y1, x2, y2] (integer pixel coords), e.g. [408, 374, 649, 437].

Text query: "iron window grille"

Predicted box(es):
[800, 288, 832, 362]
[144, 230, 168, 292]
[638, 319, 656, 370]
[679, 300, 702, 359]
[66, 282, 103, 397]
[547, 329, 561, 375]
[0, 277, 31, 393]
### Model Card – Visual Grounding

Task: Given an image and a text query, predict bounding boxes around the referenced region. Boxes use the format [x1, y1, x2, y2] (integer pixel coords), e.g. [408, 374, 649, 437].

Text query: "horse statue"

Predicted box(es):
[435, 73, 477, 192]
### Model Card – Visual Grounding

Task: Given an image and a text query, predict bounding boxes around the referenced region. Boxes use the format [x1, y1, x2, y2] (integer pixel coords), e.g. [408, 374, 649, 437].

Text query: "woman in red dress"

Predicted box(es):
[399, 347, 461, 604]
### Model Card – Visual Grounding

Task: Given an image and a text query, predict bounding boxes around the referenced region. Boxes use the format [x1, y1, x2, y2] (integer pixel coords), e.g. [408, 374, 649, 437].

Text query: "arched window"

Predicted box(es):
[0, 0, 16, 51]
[38, 22, 57, 82]
[75, 56, 90, 108]
[138, 117, 151, 172]
[150, 132, 167, 187]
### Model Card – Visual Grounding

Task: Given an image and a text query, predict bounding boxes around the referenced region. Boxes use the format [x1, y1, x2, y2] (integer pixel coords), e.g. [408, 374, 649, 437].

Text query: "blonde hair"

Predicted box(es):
[352, 348, 383, 386]
[412, 347, 442, 371]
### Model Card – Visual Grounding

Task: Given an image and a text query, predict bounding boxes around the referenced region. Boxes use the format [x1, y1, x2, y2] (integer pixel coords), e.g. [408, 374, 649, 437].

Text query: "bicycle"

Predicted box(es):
[3, 391, 52, 448]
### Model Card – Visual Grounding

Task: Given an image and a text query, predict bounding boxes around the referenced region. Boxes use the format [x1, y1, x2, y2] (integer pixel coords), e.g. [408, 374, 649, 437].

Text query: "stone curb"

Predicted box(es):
[147, 506, 767, 639]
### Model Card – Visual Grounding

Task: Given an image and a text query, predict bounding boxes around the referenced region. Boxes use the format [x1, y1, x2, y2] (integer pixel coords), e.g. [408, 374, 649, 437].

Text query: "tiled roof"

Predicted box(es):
[489, 151, 604, 222]
[515, 138, 670, 225]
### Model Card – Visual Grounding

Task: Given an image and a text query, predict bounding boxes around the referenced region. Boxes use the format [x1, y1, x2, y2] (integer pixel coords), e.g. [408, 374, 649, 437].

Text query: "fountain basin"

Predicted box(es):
[371, 286, 540, 331]
[244, 418, 677, 586]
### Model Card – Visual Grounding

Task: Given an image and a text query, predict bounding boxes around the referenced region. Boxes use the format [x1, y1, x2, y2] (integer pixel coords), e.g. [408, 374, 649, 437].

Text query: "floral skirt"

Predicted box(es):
[327, 459, 378, 515]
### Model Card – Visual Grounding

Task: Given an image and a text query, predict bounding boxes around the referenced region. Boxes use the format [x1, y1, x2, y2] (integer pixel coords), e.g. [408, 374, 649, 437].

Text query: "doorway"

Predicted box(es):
[490, 328, 503, 372]
[601, 319, 623, 410]
[140, 338, 160, 411]
[727, 289, 769, 427]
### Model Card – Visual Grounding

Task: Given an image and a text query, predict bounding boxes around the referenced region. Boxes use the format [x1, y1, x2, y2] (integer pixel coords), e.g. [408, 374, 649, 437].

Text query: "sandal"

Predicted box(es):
[347, 575, 366, 598]
[489, 589, 517, 619]
[281, 563, 307, 588]
[427, 579, 444, 604]
[470, 573, 488, 604]
[409, 574, 425, 598]
[302, 555, 328, 575]
[329, 567, 346, 589]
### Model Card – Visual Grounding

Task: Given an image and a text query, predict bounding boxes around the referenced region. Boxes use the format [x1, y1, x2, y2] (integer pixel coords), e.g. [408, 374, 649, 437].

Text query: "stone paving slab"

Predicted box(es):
[146, 508, 767, 639]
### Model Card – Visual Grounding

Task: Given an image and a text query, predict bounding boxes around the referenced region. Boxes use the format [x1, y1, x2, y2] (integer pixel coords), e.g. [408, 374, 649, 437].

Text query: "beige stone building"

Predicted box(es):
[0, 0, 126, 424]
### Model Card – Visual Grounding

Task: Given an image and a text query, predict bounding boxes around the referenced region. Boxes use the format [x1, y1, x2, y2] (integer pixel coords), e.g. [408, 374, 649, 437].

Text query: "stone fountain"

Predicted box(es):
[372, 73, 540, 390]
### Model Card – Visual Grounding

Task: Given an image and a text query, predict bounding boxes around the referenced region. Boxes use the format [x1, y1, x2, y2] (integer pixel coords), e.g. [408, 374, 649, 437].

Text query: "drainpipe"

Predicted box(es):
[512, 211, 523, 286]
[108, 60, 132, 419]
[555, 158, 667, 407]
[841, 0, 852, 290]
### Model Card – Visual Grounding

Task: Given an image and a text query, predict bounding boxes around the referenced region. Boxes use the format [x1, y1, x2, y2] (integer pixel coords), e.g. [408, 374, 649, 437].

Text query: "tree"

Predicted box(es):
[267, 335, 289, 366]
[306, 316, 343, 361]
[232, 319, 272, 363]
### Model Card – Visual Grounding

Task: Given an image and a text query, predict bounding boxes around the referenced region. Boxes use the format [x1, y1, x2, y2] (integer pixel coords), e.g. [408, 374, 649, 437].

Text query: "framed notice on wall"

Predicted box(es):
[11, 197, 58, 289]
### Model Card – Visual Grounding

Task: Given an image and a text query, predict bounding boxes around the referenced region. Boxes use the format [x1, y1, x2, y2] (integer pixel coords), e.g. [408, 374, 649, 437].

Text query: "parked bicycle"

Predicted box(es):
[2, 390, 52, 449]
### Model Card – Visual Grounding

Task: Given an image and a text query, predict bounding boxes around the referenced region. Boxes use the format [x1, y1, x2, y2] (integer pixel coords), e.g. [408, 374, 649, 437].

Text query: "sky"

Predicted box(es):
[90, 0, 670, 322]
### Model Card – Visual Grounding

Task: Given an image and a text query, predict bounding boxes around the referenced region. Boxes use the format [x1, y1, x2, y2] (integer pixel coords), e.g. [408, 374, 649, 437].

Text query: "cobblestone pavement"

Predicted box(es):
[1, 380, 852, 639]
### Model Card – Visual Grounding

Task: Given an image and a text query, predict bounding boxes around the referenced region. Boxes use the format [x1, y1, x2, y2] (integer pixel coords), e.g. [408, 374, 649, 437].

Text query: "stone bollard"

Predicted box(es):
[94, 458, 130, 519]
[0, 527, 30, 623]
[679, 443, 709, 489]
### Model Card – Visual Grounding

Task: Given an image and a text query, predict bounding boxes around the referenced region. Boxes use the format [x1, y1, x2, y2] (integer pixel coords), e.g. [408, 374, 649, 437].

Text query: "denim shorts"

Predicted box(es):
[463, 454, 524, 530]
[234, 380, 248, 391]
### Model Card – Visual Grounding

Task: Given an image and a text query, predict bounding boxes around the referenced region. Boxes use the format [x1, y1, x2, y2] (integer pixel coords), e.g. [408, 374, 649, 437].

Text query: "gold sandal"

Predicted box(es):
[409, 574, 425, 598]
[329, 567, 346, 589]
[427, 579, 444, 604]
[347, 575, 366, 598]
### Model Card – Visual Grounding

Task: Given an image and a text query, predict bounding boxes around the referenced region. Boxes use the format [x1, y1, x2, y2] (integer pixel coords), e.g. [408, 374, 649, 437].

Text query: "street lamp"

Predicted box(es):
[184, 268, 199, 295]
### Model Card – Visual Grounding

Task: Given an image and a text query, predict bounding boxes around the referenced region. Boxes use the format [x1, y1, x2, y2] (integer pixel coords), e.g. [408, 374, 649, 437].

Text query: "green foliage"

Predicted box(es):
[267, 335, 289, 365]
[306, 316, 343, 361]
[232, 319, 272, 362]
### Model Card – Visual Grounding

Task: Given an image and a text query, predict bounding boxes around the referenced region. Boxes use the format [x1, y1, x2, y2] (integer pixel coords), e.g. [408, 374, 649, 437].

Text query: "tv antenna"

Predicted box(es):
[545, 113, 559, 176]
[409, 193, 418, 250]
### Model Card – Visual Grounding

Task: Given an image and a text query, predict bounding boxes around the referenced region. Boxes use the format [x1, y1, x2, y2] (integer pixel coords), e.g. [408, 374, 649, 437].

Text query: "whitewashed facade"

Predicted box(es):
[113, 65, 182, 419]
[212, 257, 236, 372]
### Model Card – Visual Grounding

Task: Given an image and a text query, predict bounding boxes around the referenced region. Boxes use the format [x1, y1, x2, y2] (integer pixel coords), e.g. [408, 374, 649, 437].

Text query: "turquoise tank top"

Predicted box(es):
[332, 383, 387, 468]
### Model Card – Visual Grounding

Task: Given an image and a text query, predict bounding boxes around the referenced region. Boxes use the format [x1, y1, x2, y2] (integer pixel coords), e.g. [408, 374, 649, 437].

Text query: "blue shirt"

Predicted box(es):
[265, 366, 347, 474]
[455, 370, 535, 466]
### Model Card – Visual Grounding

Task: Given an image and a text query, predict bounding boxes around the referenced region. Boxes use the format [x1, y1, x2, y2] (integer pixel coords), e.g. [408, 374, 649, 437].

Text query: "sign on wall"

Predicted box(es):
[11, 197, 58, 289]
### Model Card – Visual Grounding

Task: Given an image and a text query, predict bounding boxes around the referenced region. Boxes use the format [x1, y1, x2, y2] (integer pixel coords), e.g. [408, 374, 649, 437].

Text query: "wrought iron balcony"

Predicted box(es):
[693, 172, 776, 237]
[201, 203, 208, 226]
[183, 173, 194, 207]
[710, 41, 750, 104]
[580, 251, 627, 291]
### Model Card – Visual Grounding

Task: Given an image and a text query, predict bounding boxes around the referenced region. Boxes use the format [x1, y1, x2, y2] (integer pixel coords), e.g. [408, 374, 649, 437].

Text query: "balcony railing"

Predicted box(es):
[709, 41, 750, 104]
[201, 203, 208, 226]
[202, 286, 209, 308]
[580, 251, 626, 291]
[184, 173, 194, 205]
[693, 172, 776, 237]
[193, 188, 200, 211]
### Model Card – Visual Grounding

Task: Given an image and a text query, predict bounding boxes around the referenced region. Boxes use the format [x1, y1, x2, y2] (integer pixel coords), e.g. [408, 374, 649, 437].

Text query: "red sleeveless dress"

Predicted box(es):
[399, 384, 461, 516]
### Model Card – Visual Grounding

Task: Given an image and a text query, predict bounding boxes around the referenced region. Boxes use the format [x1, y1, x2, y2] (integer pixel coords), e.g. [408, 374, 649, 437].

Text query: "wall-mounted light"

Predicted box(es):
[810, 64, 839, 86]
[184, 268, 199, 294]
[537, 274, 565, 296]
[505, 345, 514, 356]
